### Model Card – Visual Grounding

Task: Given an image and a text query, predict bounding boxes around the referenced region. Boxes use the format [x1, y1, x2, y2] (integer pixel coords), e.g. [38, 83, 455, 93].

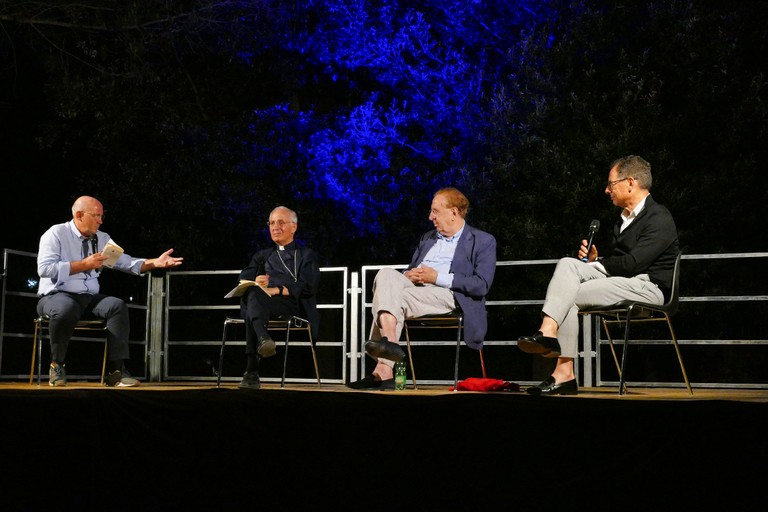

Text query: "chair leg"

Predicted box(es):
[277, 318, 321, 388]
[404, 325, 417, 390]
[601, 317, 627, 394]
[281, 321, 291, 388]
[452, 322, 462, 392]
[100, 342, 108, 385]
[617, 307, 637, 396]
[37, 323, 44, 387]
[667, 316, 693, 395]
[218, 321, 229, 388]
[30, 320, 40, 386]
[307, 330, 321, 387]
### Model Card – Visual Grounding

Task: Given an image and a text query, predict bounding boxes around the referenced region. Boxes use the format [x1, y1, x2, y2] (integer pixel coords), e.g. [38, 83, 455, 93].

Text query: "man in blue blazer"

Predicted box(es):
[517, 155, 680, 396]
[349, 187, 497, 390]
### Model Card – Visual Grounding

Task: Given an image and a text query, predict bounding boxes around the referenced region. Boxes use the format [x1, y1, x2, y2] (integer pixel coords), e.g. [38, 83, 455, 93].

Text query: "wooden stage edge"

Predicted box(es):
[2, 381, 767, 402]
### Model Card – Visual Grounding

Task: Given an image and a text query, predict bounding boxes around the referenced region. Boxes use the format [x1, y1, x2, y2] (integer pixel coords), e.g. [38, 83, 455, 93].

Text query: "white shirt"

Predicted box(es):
[620, 195, 648, 233]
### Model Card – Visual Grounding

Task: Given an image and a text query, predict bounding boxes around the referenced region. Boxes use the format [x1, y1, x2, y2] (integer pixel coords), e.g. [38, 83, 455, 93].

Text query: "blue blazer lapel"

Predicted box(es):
[451, 227, 474, 273]
[412, 232, 438, 267]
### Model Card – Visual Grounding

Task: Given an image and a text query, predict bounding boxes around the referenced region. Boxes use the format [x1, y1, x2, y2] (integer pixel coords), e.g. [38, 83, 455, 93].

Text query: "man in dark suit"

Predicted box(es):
[518, 155, 680, 395]
[349, 187, 497, 390]
[236, 206, 321, 390]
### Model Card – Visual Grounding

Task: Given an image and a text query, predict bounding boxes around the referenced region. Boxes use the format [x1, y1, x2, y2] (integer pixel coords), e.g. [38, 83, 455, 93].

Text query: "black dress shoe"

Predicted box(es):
[517, 331, 562, 358]
[347, 374, 395, 390]
[238, 371, 261, 390]
[364, 336, 405, 362]
[257, 335, 276, 358]
[525, 376, 578, 396]
[378, 379, 396, 391]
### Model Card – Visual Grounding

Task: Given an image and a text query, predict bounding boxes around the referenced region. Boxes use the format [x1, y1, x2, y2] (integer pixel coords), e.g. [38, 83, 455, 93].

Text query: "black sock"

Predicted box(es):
[108, 360, 124, 373]
[245, 354, 259, 373]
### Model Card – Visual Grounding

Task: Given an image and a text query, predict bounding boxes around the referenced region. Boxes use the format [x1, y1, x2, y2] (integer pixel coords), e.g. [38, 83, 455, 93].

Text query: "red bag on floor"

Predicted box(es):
[450, 377, 520, 392]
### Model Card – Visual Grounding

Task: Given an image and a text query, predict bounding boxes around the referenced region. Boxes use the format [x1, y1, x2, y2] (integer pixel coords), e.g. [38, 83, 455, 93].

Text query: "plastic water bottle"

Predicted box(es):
[395, 360, 407, 390]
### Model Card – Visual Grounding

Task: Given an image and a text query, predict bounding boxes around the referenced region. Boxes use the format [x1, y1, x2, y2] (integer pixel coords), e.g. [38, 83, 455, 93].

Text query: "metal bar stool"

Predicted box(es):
[403, 309, 486, 391]
[30, 315, 108, 386]
[218, 316, 321, 388]
[579, 252, 691, 395]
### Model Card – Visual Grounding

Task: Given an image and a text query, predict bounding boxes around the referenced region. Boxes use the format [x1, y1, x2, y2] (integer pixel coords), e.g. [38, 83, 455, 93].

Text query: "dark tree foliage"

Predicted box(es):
[485, 0, 768, 261]
[1, 0, 767, 279]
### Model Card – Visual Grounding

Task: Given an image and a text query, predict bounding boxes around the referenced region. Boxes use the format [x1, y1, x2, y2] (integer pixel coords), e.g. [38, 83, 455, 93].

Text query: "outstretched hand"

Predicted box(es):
[154, 248, 184, 268]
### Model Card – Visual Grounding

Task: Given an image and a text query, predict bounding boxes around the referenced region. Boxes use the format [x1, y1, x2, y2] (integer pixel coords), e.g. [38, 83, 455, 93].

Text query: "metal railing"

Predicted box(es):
[3, 248, 767, 389]
[163, 267, 349, 384]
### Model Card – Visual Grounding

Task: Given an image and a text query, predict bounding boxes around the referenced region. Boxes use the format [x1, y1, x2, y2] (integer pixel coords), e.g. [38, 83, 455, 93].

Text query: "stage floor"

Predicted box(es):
[3, 381, 768, 402]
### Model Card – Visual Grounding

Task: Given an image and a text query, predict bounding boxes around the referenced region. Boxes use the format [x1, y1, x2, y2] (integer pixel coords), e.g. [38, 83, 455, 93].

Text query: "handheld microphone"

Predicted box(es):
[90, 235, 101, 273]
[581, 219, 600, 262]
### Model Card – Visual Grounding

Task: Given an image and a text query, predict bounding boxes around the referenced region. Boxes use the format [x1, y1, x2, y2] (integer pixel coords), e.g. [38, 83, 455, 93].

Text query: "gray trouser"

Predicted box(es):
[543, 258, 664, 358]
[369, 267, 456, 346]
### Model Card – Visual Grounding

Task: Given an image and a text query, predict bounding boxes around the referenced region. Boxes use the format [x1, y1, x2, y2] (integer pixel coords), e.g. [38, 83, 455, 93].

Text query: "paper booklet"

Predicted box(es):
[224, 280, 271, 299]
[101, 240, 124, 268]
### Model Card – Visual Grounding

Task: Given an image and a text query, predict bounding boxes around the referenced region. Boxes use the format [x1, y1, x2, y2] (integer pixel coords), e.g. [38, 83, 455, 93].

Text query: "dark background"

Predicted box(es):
[1, 6, 766, 505]
[1, 0, 766, 274]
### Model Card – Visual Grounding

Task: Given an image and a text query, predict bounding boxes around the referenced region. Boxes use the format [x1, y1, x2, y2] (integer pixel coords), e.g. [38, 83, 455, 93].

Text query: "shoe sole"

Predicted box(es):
[364, 341, 405, 362]
[115, 381, 140, 387]
[517, 339, 561, 358]
[257, 339, 277, 358]
[378, 380, 396, 391]
[346, 375, 381, 390]
[526, 388, 578, 396]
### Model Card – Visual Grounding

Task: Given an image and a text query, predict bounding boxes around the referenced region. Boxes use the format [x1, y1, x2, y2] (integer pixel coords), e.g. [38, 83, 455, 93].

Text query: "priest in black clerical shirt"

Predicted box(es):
[235, 206, 321, 389]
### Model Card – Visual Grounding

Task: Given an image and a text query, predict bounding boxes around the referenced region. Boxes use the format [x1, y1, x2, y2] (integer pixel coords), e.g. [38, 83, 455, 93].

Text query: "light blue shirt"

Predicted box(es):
[420, 223, 465, 288]
[37, 220, 145, 296]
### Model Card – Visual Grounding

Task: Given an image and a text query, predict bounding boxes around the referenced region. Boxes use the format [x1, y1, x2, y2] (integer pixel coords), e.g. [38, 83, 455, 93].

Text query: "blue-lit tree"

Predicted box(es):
[2, 0, 766, 272]
[233, 0, 548, 262]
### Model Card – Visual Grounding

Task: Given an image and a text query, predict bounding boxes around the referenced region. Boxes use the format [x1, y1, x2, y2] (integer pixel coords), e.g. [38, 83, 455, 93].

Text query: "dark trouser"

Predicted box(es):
[36, 292, 130, 365]
[239, 287, 298, 356]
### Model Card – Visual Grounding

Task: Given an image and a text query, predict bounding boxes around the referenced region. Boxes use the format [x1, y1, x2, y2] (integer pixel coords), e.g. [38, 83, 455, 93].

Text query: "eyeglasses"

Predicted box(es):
[83, 212, 106, 221]
[268, 220, 295, 228]
[605, 177, 629, 190]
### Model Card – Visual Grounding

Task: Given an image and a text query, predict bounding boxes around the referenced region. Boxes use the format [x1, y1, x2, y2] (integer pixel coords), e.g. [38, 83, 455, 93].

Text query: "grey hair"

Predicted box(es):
[271, 206, 298, 223]
[611, 155, 652, 190]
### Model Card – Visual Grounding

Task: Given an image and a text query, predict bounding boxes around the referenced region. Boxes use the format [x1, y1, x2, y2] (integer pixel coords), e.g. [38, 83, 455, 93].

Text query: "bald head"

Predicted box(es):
[72, 196, 105, 237]
[72, 196, 102, 217]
